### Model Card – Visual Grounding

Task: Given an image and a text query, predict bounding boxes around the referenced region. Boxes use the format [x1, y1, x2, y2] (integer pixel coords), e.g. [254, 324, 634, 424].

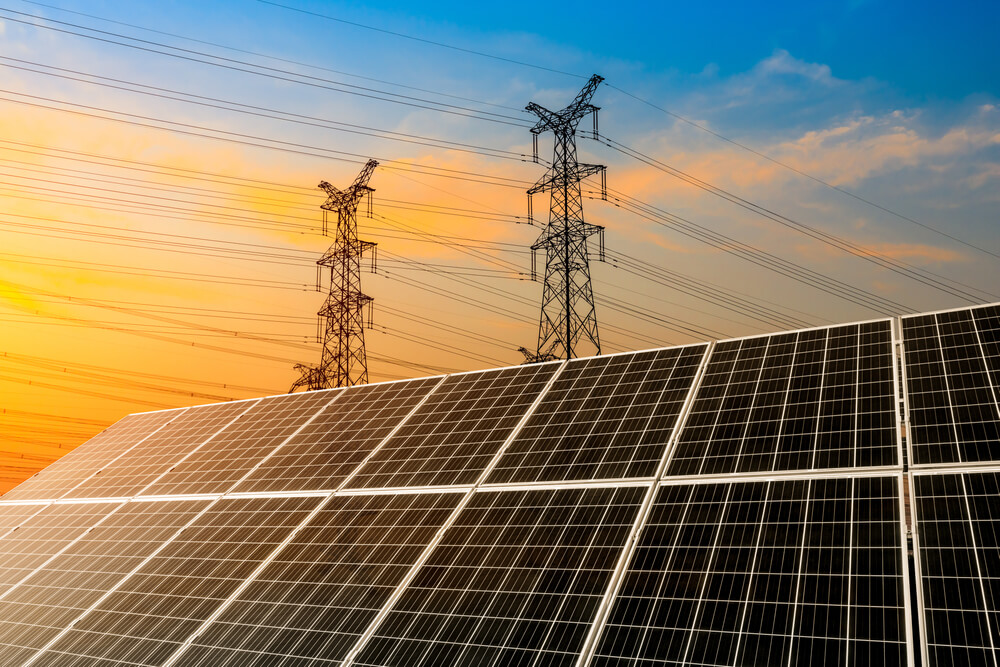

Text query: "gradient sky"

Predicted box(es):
[0, 0, 998, 490]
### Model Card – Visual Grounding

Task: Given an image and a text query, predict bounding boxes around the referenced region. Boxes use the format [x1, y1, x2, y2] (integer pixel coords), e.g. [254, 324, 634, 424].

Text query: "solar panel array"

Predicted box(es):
[3, 305, 1000, 666]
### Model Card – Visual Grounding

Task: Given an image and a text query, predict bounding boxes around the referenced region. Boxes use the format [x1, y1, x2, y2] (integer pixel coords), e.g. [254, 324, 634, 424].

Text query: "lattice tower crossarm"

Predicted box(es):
[525, 74, 607, 361]
[290, 159, 378, 392]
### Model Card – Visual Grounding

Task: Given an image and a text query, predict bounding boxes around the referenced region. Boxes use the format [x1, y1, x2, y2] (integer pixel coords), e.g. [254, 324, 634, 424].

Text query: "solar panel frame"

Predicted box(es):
[909, 467, 1000, 667]
[26, 495, 326, 666]
[138, 390, 340, 498]
[580, 470, 914, 667]
[901, 303, 1000, 469]
[482, 343, 711, 487]
[59, 400, 263, 501]
[231, 375, 447, 495]
[344, 361, 564, 490]
[0, 498, 212, 664]
[662, 318, 903, 479]
[0, 408, 188, 502]
[163, 490, 466, 667]
[348, 484, 648, 667]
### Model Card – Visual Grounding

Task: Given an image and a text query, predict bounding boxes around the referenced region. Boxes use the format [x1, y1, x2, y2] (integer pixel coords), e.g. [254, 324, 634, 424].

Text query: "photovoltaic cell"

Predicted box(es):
[353, 486, 645, 667]
[0, 409, 183, 501]
[912, 471, 1000, 666]
[591, 476, 908, 666]
[485, 345, 707, 485]
[0, 504, 49, 536]
[233, 377, 441, 494]
[0, 502, 122, 597]
[62, 401, 256, 499]
[32, 495, 323, 666]
[140, 391, 338, 497]
[174, 492, 463, 666]
[902, 305, 1000, 465]
[0, 499, 209, 665]
[347, 363, 560, 489]
[666, 321, 897, 476]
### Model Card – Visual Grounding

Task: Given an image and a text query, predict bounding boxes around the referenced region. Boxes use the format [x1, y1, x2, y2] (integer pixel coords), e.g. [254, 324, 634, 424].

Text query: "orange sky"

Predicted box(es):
[1, 4, 998, 492]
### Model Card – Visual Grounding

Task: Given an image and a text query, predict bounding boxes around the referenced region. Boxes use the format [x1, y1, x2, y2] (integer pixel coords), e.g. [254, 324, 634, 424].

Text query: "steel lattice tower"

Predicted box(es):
[525, 75, 607, 361]
[291, 159, 378, 391]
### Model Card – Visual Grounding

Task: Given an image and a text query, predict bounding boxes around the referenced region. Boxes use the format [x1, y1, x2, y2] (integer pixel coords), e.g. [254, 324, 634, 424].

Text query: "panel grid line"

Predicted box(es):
[784, 478, 813, 667]
[970, 313, 1000, 435]
[131, 399, 263, 499]
[844, 477, 855, 664]
[326, 375, 451, 493]
[160, 375, 450, 666]
[0, 409, 187, 503]
[768, 333, 801, 473]
[576, 342, 715, 667]
[678, 483, 736, 665]
[339, 359, 569, 667]
[727, 480, 775, 664]
[201, 390, 346, 495]
[50, 409, 190, 502]
[808, 329, 831, 471]
[0, 500, 126, 609]
[932, 316, 964, 464]
[957, 473, 999, 663]
[20, 496, 226, 667]
[159, 492, 340, 667]
[732, 337, 772, 467]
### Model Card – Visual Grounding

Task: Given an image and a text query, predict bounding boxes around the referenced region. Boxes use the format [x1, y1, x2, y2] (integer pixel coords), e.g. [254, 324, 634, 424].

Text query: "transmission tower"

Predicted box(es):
[290, 159, 378, 392]
[525, 74, 607, 361]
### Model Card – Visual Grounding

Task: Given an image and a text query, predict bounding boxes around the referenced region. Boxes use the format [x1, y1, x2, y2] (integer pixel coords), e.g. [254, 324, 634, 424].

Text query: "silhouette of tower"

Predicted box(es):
[525, 75, 607, 360]
[291, 159, 378, 391]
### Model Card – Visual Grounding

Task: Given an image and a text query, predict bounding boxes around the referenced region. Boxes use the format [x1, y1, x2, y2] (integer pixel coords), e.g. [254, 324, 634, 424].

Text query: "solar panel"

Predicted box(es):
[346, 363, 560, 490]
[666, 321, 898, 476]
[589, 475, 909, 666]
[139, 391, 339, 497]
[902, 304, 1000, 466]
[61, 401, 257, 500]
[351, 486, 645, 667]
[172, 491, 463, 666]
[0, 502, 122, 597]
[911, 470, 1000, 666]
[484, 345, 707, 485]
[232, 377, 442, 494]
[31, 496, 323, 666]
[0, 409, 184, 502]
[0, 503, 50, 537]
[0, 499, 209, 665]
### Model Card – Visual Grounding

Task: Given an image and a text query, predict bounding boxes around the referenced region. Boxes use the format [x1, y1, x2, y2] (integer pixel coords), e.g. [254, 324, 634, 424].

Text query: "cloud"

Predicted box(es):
[754, 50, 837, 85]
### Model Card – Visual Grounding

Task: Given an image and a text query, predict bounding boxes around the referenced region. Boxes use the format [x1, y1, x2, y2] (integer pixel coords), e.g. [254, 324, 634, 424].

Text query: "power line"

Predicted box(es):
[0, 7, 532, 126]
[600, 136, 998, 304]
[19, 0, 527, 113]
[251, 0, 992, 262]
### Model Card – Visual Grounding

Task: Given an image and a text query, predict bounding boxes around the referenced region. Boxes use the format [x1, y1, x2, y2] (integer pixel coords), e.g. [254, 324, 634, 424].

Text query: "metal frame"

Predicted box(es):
[900, 305, 999, 471]
[2, 311, 956, 666]
[909, 467, 1000, 667]
[159, 373, 449, 666]
[575, 340, 714, 667]
[21, 494, 224, 667]
[893, 316, 911, 469]
[338, 359, 569, 667]
[659, 319, 903, 478]
[0, 407, 191, 505]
